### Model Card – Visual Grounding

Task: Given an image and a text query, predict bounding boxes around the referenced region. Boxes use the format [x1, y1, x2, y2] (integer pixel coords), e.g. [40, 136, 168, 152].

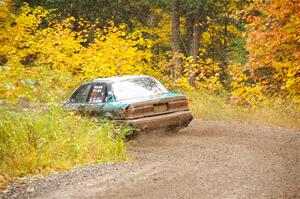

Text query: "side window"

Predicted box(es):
[70, 84, 92, 103]
[88, 83, 106, 103]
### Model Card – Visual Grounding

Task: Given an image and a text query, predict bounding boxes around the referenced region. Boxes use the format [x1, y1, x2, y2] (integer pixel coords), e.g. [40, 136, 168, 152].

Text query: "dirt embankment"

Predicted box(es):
[2, 120, 300, 199]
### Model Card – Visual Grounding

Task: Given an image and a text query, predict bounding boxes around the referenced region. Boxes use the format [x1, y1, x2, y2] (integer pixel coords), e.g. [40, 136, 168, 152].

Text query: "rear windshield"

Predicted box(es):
[112, 77, 168, 101]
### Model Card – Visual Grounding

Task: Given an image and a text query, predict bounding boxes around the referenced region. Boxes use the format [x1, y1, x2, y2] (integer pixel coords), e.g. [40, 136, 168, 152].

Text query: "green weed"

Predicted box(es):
[189, 91, 300, 129]
[0, 105, 131, 185]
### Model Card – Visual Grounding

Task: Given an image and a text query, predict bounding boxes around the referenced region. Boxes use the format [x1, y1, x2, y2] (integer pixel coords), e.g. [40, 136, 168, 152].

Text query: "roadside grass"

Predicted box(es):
[0, 105, 132, 187]
[188, 91, 300, 130]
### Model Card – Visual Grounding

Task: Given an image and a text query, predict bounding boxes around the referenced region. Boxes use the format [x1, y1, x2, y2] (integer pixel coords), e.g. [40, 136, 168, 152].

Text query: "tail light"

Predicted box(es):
[168, 99, 188, 109]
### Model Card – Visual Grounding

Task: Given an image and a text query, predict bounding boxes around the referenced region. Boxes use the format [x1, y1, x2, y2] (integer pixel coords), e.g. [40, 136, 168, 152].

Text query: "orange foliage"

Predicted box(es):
[245, 0, 300, 102]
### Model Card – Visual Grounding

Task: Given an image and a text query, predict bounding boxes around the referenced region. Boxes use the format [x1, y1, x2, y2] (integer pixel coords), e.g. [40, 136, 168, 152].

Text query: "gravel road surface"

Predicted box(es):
[2, 120, 300, 199]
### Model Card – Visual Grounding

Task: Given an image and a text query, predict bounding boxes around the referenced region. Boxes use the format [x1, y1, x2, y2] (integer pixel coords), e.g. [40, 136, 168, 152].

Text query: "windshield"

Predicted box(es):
[112, 77, 169, 101]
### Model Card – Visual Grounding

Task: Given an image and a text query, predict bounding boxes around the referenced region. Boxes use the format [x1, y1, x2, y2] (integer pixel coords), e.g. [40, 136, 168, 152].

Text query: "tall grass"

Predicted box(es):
[189, 91, 300, 129]
[0, 105, 132, 185]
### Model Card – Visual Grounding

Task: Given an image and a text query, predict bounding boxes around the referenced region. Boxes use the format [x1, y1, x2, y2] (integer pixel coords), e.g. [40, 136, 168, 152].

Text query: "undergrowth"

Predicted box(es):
[189, 91, 300, 130]
[0, 105, 132, 187]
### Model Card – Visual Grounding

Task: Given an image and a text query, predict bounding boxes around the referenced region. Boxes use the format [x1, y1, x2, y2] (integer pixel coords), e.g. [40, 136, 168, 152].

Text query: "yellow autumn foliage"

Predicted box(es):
[0, 4, 157, 102]
[80, 22, 154, 79]
[0, 0, 13, 25]
[165, 54, 224, 92]
[227, 63, 266, 106]
[0, 2, 298, 110]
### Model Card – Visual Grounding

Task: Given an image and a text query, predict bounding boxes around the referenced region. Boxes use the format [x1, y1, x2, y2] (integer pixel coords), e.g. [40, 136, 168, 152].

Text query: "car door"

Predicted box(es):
[85, 82, 107, 116]
[68, 84, 92, 111]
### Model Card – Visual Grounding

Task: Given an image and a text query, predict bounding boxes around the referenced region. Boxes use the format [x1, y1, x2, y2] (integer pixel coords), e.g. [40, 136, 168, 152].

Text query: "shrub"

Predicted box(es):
[0, 105, 131, 184]
[0, 4, 157, 103]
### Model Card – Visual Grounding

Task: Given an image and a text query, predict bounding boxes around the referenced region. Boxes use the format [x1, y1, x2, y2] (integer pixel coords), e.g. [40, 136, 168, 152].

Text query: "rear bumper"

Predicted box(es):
[121, 110, 193, 130]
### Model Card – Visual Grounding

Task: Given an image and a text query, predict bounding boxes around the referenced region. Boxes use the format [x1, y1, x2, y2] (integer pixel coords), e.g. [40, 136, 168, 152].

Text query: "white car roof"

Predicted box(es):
[92, 75, 151, 83]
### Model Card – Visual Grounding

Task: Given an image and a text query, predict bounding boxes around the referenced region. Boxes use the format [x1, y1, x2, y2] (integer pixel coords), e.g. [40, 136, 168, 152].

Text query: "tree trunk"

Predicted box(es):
[189, 18, 201, 87]
[171, 0, 181, 78]
[149, 10, 158, 28]
[223, 0, 228, 66]
[185, 15, 194, 56]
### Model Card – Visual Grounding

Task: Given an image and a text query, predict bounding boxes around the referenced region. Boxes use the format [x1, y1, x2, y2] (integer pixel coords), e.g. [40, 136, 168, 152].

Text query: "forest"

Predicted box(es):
[0, 0, 299, 186]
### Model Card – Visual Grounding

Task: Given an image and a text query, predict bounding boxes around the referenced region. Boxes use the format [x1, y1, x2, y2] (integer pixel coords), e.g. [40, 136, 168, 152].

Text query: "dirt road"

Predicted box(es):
[3, 120, 300, 199]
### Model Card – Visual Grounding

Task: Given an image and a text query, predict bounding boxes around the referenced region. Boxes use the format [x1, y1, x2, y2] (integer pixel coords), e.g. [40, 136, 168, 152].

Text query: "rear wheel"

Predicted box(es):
[164, 125, 183, 133]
